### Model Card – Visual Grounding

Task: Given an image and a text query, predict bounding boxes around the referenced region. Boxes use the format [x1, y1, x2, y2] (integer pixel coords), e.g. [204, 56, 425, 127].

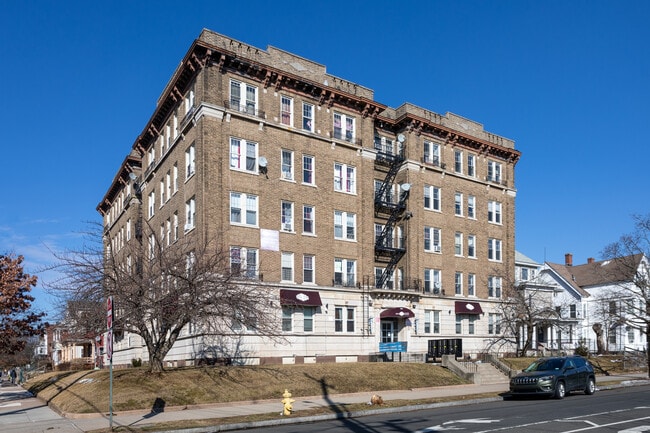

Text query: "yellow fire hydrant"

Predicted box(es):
[281, 389, 295, 416]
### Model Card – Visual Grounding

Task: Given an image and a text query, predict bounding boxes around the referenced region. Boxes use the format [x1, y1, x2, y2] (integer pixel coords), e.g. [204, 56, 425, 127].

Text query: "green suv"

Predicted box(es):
[508, 356, 596, 399]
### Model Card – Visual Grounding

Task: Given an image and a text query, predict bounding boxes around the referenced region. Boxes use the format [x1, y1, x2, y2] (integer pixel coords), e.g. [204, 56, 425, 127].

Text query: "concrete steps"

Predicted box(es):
[475, 362, 510, 384]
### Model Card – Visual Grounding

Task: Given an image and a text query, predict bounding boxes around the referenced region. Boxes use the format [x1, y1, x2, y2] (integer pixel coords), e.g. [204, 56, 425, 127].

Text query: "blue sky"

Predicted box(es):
[1, 1, 648, 316]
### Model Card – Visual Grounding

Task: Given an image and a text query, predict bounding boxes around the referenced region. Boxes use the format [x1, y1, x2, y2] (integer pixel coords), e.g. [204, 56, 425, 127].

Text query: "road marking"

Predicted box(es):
[0, 402, 21, 408]
[618, 427, 650, 433]
[415, 418, 501, 432]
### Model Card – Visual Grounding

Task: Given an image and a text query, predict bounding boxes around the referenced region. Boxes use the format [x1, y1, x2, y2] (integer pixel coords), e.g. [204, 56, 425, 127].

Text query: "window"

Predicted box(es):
[230, 79, 257, 114]
[424, 268, 441, 293]
[454, 150, 463, 173]
[280, 95, 293, 126]
[230, 246, 258, 278]
[185, 144, 195, 179]
[334, 163, 356, 193]
[185, 197, 195, 231]
[455, 192, 463, 216]
[159, 180, 165, 206]
[467, 195, 476, 219]
[304, 307, 314, 332]
[488, 201, 502, 224]
[303, 205, 315, 234]
[230, 137, 258, 173]
[302, 102, 314, 132]
[302, 155, 315, 185]
[148, 234, 156, 260]
[148, 191, 155, 218]
[230, 192, 258, 226]
[374, 266, 395, 289]
[173, 163, 178, 192]
[468, 273, 476, 296]
[570, 304, 577, 319]
[468, 316, 476, 334]
[303, 255, 315, 283]
[425, 310, 441, 333]
[333, 112, 355, 142]
[489, 313, 501, 334]
[281, 150, 293, 180]
[334, 258, 356, 286]
[281, 201, 294, 232]
[281, 252, 294, 282]
[165, 172, 171, 202]
[487, 160, 502, 183]
[184, 83, 195, 115]
[488, 238, 502, 261]
[165, 218, 171, 246]
[455, 271, 463, 295]
[424, 227, 441, 253]
[488, 276, 502, 298]
[468, 235, 476, 258]
[282, 307, 293, 332]
[423, 141, 441, 166]
[173, 212, 178, 241]
[454, 232, 463, 256]
[126, 219, 131, 241]
[455, 316, 462, 334]
[334, 210, 356, 240]
[467, 154, 476, 177]
[424, 185, 441, 211]
[335, 306, 355, 332]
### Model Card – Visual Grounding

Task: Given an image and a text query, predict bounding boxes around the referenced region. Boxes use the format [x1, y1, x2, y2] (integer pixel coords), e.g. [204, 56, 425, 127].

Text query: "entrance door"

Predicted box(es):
[381, 320, 397, 343]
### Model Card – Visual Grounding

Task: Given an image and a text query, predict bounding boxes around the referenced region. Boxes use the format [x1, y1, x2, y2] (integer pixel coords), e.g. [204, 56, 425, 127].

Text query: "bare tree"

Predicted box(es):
[47, 223, 280, 374]
[598, 213, 650, 376]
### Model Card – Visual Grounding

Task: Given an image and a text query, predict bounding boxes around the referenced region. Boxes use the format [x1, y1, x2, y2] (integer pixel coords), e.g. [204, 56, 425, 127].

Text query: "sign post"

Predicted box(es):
[107, 296, 114, 429]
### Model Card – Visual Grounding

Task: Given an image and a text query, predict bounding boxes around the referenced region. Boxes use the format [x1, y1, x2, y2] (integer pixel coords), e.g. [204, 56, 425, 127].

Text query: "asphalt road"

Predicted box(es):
[231, 385, 650, 433]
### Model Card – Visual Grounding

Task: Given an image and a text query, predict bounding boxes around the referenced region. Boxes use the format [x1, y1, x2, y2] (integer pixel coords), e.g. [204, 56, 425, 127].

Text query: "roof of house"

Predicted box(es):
[545, 253, 644, 297]
[515, 251, 540, 266]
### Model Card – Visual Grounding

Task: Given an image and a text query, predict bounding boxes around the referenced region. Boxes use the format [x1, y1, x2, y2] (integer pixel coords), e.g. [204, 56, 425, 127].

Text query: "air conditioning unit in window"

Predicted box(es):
[433, 245, 441, 253]
[282, 223, 292, 231]
[184, 224, 193, 231]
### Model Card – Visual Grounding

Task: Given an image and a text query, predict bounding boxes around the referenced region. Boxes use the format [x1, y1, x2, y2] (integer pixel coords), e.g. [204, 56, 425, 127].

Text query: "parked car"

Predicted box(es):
[508, 356, 596, 399]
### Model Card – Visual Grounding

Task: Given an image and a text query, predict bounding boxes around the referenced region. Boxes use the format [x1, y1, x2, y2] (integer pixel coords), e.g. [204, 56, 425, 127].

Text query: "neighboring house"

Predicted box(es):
[97, 29, 521, 367]
[539, 253, 648, 354]
[515, 251, 539, 285]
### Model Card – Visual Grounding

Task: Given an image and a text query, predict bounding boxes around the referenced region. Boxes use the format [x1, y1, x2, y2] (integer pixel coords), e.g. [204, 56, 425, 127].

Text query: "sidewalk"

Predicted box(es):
[1, 374, 648, 433]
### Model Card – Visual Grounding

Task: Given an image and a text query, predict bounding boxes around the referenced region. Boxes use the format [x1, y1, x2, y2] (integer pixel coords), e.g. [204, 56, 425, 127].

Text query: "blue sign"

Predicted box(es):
[379, 342, 407, 352]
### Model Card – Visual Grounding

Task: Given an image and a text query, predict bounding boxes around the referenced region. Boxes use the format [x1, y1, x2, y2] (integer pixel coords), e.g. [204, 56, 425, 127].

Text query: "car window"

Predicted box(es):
[526, 358, 564, 372]
[573, 357, 586, 368]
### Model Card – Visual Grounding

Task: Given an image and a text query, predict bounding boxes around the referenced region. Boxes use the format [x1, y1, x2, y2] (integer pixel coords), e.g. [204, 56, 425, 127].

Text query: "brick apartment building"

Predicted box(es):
[98, 29, 520, 366]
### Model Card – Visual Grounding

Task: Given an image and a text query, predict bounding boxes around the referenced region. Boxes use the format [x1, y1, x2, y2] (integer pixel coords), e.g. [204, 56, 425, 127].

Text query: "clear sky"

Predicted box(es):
[1, 1, 648, 316]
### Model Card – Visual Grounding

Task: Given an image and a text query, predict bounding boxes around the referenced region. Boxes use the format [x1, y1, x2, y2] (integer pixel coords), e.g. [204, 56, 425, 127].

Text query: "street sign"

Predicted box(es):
[106, 296, 113, 330]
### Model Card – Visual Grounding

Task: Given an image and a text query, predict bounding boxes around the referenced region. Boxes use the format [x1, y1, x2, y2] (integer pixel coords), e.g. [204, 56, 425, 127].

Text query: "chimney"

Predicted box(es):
[587, 257, 595, 264]
[565, 253, 573, 267]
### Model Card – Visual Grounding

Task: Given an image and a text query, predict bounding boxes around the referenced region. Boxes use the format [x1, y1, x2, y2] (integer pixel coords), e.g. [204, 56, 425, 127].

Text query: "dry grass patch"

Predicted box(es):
[27, 362, 467, 415]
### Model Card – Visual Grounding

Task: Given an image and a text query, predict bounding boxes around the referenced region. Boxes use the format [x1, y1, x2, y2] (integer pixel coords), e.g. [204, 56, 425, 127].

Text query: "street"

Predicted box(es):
[231, 385, 650, 433]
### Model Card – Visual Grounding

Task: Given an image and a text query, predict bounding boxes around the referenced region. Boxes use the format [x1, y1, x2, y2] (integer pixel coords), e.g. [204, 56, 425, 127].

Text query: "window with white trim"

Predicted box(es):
[280, 95, 293, 126]
[185, 144, 195, 179]
[281, 252, 294, 282]
[488, 238, 502, 262]
[455, 192, 463, 216]
[281, 149, 294, 180]
[423, 141, 441, 166]
[303, 255, 315, 283]
[185, 197, 195, 231]
[334, 163, 356, 193]
[424, 185, 441, 211]
[467, 154, 476, 177]
[468, 273, 476, 296]
[488, 276, 502, 298]
[333, 112, 355, 142]
[424, 268, 442, 293]
[148, 191, 155, 218]
[230, 137, 258, 173]
[467, 195, 476, 219]
[230, 79, 258, 115]
[304, 307, 315, 332]
[487, 160, 502, 183]
[454, 232, 463, 256]
[159, 180, 165, 207]
[424, 227, 442, 253]
[302, 102, 314, 132]
[455, 271, 463, 295]
[424, 310, 441, 333]
[334, 258, 356, 287]
[165, 171, 171, 203]
[282, 307, 293, 332]
[454, 150, 463, 173]
[302, 154, 315, 185]
[165, 218, 171, 246]
[230, 246, 258, 279]
[281, 201, 294, 232]
[488, 200, 502, 224]
[173, 163, 178, 193]
[230, 192, 258, 226]
[489, 313, 501, 334]
[468, 316, 476, 334]
[173, 212, 178, 241]
[468, 234, 476, 258]
[335, 306, 355, 332]
[334, 210, 356, 240]
[303, 205, 315, 234]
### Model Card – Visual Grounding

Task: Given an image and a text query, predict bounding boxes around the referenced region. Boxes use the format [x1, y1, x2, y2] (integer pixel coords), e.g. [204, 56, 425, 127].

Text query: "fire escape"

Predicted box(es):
[374, 134, 409, 289]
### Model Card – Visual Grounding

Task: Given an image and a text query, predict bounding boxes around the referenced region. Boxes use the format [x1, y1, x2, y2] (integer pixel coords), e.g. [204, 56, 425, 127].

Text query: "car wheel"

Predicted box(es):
[585, 378, 596, 395]
[554, 381, 566, 399]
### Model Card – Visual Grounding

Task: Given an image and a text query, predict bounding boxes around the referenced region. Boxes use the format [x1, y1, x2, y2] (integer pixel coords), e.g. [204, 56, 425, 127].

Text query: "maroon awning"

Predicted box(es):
[280, 289, 322, 307]
[380, 307, 415, 319]
[455, 301, 483, 315]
